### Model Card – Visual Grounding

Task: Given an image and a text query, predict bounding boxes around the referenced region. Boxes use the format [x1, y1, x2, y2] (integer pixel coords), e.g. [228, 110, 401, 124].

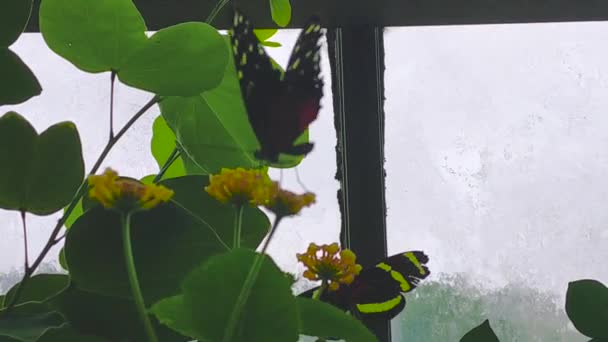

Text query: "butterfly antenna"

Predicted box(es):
[295, 168, 311, 193]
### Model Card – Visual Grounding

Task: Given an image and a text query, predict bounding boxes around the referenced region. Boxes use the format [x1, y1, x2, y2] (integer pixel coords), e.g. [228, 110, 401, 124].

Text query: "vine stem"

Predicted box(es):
[206, 0, 231, 24]
[121, 212, 158, 342]
[3, 95, 160, 312]
[260, 216, 283, 254]
[152, 147, 181, 183]
[20, 211, 29, 269]
[233, 205, 244, 248]
[222, 216, 283, 342]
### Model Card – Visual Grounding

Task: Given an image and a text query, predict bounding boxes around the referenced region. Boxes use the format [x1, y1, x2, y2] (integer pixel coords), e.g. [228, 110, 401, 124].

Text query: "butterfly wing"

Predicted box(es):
[349, 251, 430, 319]
[298, 251, 430, 320]
[281, 17, 324, 155]
[231, 10, 283, 160]
[231, 10, 323, 162]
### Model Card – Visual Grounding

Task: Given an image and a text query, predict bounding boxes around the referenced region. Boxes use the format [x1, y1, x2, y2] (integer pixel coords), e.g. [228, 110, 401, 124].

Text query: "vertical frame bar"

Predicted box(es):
[328, 26, 389, 341]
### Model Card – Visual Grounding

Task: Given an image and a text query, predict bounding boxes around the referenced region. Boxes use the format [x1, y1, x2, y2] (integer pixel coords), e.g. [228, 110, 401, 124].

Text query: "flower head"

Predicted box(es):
[297, 242, 363, 291]
[88, 168, 174, 212]
[205, 168, 275, 206]
[265, 184, 315, 217]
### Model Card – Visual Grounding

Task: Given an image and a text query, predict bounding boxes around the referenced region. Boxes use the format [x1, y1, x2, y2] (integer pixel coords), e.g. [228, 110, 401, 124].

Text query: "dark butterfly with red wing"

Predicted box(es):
[299, 251, 430, 320]
[230, 9, 324, 163]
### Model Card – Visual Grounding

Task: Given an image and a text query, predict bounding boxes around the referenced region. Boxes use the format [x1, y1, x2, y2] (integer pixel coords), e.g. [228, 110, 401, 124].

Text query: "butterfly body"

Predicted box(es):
[300, 251, 430, 320]
[230, 10, 323, 163]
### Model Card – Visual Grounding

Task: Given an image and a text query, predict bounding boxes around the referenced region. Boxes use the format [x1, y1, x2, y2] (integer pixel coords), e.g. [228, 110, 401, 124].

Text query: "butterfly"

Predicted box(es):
[230, 9, 324, 163]
[299, 251, 430, 320]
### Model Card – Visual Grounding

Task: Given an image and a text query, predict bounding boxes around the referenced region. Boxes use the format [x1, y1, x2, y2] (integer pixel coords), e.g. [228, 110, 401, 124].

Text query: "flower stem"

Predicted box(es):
[222, 252, 265, 342]
[260, 216, 283, 254]
[121, 212, 158, 342]
[312, 281, 328, 300]
[233, 205, 244, 249]
[222, 216, 284, 341]
[153, 147, 181, 183]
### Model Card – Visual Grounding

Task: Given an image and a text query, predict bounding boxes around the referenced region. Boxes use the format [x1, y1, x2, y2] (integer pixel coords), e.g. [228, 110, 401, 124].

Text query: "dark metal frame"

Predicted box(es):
[26, 0, 608, 31]
[25, 1, 608, 340]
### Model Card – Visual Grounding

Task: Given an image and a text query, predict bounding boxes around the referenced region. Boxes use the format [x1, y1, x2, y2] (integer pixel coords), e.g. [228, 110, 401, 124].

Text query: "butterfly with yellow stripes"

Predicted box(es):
[299, 251, 430, 320]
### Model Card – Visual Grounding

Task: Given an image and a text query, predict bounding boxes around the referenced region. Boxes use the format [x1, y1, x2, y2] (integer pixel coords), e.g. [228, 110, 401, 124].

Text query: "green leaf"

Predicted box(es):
[161, 36, 306, 173]
[50, 285, 185, 341]
[182, 249, 298, 342]
[39, 0, 147, 73]
[151, 115, 186, 179]
[0, 112, 84, 215]
[261, 40, 282, 48]
[296, 297, 377, 342]
[58, 248, 68, 271]
[0, 303, 64, 341]
[256, 29, 281, 48]
[3, 274, 69, 306]
[270, 0, 292, 27]
[460, 320, 500, 342]
[65, 176, 269, 303]
[63, 198, 84, 229]
[160, 95, 259, 174]
[36, 324, 109, 342]
[0, 0, 32, 47]
[566, 279, 608, 339]
[0, 49, 42, 105]
[119, 22, 227, 96]
[150, 295, 198, 339]
[254, 29, 278, 42]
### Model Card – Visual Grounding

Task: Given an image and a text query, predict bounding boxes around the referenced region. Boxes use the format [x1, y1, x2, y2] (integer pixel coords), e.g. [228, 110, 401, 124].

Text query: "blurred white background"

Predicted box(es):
[3, 21, 608, 341]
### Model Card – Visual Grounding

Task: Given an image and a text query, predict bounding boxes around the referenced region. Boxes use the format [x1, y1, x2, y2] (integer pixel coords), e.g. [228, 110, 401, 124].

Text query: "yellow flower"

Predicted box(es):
[297, 242, 363, 291]
[204, 168, 275, 206]
[265, 184, 315, 217]
[88, 168, 174, 212]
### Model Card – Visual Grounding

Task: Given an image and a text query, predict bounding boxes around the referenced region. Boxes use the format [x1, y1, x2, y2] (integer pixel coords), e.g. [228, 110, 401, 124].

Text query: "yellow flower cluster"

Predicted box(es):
[204, 168, 275, 206]
[297, 242, 362, 291]
[265, 186, 315, 217]
[205, 168, 315, 217]
[88, 168, 174, 212]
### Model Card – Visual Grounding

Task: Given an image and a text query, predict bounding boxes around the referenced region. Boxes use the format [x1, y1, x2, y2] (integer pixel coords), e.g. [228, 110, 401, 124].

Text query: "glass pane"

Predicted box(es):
[385, 22, 608, 341]
[1, 30, 338, 293]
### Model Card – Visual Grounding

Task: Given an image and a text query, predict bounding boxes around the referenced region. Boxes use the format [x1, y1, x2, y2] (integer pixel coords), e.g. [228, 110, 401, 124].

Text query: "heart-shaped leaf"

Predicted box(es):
[150, 295, 197, 339]
[36, 324, 109, 342]
[0, 50, 42, 105]
[270, 0, 292, 27]
[160, 37, 307, 173]
[566, 279, 608, 339]
[50, 285, 186, 341]
[3, 274, 69, 306]
[0, 303, 65, 341]
[460, 320, 500, 342]
[119, 22, 227, 96]
[39, 0, 147, 73]
[151, 115, 187, 179]
[0, 112, 84, 215]
[65, 176, 269, 303]
[0, 0, 32, 47]
[297, 297, 377, 342]
[254, 29, 278, 42]
[181, 249, 299, 342]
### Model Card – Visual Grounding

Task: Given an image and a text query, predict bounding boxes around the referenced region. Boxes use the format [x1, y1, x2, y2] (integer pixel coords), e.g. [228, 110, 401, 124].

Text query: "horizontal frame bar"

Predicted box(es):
[26, 0, 608, 32]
